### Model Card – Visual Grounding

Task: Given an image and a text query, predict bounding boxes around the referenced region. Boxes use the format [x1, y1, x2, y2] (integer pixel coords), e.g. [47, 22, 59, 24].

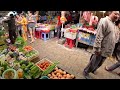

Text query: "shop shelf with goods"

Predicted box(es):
[76, 27, 96, 47]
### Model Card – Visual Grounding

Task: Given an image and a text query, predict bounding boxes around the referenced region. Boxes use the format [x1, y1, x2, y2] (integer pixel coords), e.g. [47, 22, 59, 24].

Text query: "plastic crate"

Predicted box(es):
[27, 49, 39, 61]
[47, 66, 76, 79]
[64, 31, 77, 40]
[35, 58, 53, 71]
[80, 37, 91, 45]
[89, 35, 96, 46]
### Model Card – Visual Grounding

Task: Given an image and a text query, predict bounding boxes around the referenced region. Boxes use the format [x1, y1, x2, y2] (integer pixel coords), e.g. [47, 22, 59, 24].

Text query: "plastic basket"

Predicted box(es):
[35, 58, 53, 71]
[48, 66, 76, 79]
[40, 76, 49, 79]
[27, 49, 39, 61]
[2, 69, 18, 79]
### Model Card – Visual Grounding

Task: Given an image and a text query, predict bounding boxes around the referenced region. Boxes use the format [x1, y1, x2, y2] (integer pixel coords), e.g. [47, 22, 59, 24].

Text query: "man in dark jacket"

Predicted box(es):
[4, 14, 17, 44]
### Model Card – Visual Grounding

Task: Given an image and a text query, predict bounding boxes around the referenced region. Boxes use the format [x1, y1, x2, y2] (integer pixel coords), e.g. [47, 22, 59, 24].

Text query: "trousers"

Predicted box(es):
[84, 54, 106, 74]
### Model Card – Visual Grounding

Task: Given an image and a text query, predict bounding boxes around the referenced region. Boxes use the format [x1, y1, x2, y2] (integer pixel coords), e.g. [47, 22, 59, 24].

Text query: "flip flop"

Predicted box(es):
[30, 41, 34, 44]
[116, 72, 120, 76]
[105, 66, 112, 72]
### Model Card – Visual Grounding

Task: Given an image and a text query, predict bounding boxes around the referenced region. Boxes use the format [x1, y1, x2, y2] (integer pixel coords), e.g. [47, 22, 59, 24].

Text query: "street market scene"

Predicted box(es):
[0, 11, 120, 79]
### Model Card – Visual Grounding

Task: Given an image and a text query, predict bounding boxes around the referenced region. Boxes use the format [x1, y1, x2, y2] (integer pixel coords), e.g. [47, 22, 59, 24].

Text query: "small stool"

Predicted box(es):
[35, 28, 42, 39]
[35, 31, 41, 39]
[64, 38, 75, 49]
[41, 32, 50, 41]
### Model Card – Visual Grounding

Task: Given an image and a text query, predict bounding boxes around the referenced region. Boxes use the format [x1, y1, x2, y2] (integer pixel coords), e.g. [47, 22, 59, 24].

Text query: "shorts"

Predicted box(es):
[28, 23, 35, 31]
[28, 27, 35, 31]
[28, 23, 35, 28]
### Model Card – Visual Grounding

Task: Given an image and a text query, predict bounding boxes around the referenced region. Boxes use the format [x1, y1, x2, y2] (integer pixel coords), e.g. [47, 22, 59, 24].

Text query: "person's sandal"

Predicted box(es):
[30, 41, 34, 44]
[105, 66, 111, 72]
[116, 72, 120, 76]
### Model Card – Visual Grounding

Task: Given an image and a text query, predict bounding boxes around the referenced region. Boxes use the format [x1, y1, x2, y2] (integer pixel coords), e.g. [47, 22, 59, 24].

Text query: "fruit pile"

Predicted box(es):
[47, 67, 75, 79]
[36, 60, 51, 71]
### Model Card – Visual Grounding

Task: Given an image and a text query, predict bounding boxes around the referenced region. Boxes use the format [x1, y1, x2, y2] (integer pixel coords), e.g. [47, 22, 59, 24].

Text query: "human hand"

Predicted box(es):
[95, 51, 101, 56]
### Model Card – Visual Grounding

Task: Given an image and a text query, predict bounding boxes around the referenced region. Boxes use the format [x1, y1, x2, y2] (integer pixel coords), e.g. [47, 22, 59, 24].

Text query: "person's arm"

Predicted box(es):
[93, 18, 108, 53]
[20, 18, 27, 25]
[3, 18, 10, 23]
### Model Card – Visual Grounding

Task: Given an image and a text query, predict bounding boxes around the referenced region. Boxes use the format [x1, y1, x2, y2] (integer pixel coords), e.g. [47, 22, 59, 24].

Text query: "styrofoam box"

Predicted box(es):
[64, 32, 77, 40]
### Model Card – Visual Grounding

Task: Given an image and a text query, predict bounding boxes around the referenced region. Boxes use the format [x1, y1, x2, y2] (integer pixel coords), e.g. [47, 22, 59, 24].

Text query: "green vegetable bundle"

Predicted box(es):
[15, 36, 27, 48]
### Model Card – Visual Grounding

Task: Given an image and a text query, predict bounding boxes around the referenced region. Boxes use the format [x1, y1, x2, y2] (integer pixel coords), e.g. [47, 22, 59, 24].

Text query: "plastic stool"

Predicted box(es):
[64, 38, 75, 49]
[41, 32, 50, 41]
[35, 28, 42, 39]
[35, 31, 41, 39]
[69, 39, 75, 48]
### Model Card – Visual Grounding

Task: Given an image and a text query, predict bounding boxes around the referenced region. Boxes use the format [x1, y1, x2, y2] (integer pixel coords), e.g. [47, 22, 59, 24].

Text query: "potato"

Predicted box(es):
[59, 69, 63, 74]
[63, 75, 67, 78]
[61, 77, 65, 79]
[63, 71, 66, 75]
[48, 74, 51, 77]
[55, 67, 58, 70]
[54, 71, 57, 74]
[56, 73, 60, 77]
[66, 74, 71, 79]
[58, 74, 62, 78]
[56, 70, 59, 73]
[52, 72, 55, 76]
[53, 77, 58, 79]
[70, 74, 74, 79]
[50, 76, 53, 79]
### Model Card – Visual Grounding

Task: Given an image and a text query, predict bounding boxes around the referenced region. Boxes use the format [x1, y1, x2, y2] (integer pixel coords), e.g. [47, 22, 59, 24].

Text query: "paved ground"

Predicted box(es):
[28, 38, 120, 79]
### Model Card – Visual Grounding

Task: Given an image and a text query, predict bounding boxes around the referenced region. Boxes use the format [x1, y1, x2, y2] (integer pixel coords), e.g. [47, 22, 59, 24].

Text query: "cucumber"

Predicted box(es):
[19, 60, 25, 65]
[30, 65, 38, 71]
[24, 73, 32, 79]
[24, 68, 29, 72]
[30, 67, 39, 74]
[26, 63, 33, 69]
[30, 65, 36, 70]
[32, 70, 41, 79]
[42, 62, 59, 76]
[21, 64, 26, 69]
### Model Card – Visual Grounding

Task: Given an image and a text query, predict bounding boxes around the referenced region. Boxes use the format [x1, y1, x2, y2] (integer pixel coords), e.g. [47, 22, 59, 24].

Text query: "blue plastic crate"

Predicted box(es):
[89, 35, 96, 46]
[80, 37, 91, 45]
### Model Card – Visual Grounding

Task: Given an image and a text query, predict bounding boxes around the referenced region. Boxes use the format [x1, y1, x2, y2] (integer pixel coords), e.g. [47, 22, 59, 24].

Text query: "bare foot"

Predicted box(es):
[116, 72, 120, 76]
[30, 40, 34, 44]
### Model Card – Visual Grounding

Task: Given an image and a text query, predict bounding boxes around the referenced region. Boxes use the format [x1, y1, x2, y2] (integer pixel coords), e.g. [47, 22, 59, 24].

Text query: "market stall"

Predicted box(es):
[0, 35, 76, 79]
[63, 24, 78, 48]
[35, 23, 56, 40]
[76, 27, 96, 47]
[63, 11, 99, 48]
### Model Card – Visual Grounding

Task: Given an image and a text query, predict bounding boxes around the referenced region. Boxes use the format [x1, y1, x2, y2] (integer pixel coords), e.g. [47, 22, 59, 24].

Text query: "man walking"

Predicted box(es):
[83, 11, 120, 79]
[105, 19, 120, 75]
[4, 14, 17, 44]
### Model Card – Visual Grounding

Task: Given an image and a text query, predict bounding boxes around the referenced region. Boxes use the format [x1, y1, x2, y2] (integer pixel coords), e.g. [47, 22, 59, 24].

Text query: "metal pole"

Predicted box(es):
[79, 11, 82, 23]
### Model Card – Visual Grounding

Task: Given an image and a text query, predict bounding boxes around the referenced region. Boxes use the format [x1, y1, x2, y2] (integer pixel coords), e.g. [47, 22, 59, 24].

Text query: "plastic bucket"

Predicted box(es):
[40, 76, 49, 79]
